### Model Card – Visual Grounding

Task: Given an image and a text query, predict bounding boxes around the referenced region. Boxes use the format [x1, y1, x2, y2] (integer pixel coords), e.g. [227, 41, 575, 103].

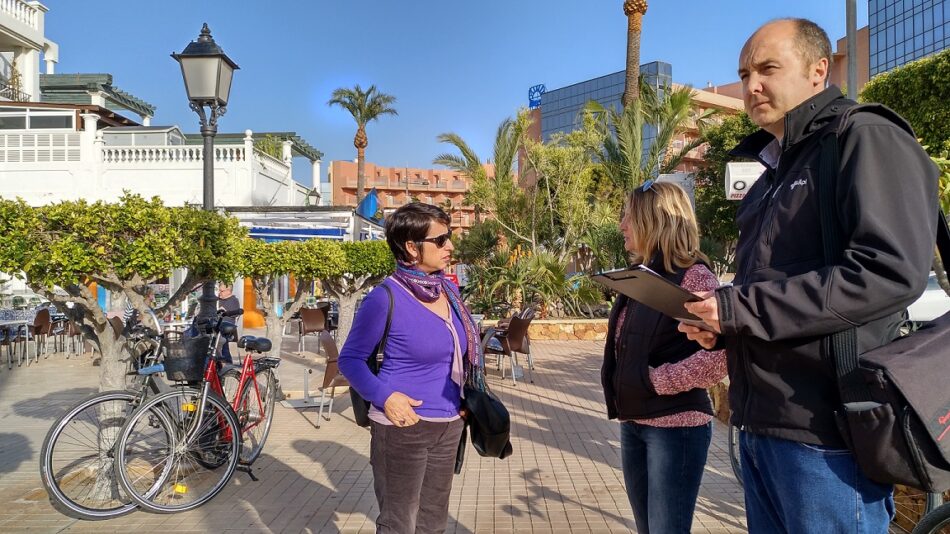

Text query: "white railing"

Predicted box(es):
[253, 149, 290, 175]
[0, 132, 80, 163]
[0, 0, 39, 29]
[102, 144, 246, 164]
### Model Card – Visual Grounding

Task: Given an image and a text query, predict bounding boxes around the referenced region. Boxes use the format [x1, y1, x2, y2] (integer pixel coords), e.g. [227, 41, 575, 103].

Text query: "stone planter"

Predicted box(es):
[482, 318, 608, 341]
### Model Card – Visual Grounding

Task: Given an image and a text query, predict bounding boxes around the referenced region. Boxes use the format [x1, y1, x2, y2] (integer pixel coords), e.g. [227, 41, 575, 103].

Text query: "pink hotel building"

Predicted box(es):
[328, 160, 493, 233]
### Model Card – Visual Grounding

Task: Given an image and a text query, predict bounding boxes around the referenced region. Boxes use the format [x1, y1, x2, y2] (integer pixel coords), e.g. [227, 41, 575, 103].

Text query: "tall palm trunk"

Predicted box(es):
[354, 126, 368, 204]
[622, 0, 648, 108]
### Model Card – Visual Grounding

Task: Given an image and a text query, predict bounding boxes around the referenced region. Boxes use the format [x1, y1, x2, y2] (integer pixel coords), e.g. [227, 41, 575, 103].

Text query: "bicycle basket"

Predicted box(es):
[162, 334, 210, 382]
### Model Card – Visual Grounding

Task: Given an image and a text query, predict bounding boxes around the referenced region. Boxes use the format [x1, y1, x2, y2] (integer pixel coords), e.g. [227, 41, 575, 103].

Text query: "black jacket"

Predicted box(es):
[717, 86, 940, 446]
[602, 260, 713, 421]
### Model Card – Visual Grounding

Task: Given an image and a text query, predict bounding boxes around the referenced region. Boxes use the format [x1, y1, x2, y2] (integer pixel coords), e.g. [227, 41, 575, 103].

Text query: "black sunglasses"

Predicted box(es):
[419, 231, 452, 248]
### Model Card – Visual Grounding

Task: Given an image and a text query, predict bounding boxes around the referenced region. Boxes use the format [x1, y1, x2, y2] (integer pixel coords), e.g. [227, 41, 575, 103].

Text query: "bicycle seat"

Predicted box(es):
[238, 335, 271, 353]
[219, 322, 238, 341]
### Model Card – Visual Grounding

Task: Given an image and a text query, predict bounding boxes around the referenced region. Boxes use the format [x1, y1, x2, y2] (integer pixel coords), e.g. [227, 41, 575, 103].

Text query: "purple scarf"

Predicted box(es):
[393, 262, 481, 375]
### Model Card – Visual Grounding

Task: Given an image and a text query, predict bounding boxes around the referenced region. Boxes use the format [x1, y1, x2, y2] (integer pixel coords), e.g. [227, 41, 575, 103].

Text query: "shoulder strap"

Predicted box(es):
[817, 106, 950, 403]
[368, 283, 393, 374]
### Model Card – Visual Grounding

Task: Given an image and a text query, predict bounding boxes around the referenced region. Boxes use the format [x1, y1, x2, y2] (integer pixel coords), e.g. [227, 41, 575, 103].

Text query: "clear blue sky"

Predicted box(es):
[44, 1, 868, 184]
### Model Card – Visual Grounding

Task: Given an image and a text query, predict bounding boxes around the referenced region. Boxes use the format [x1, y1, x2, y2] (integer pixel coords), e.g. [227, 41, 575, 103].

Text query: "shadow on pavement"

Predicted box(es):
[11, 387, 96, 421]
[0, 433, 33, 474]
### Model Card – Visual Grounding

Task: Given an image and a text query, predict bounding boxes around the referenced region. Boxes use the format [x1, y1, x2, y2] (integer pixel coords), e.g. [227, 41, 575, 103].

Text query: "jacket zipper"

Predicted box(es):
[737, 166, 778, 430]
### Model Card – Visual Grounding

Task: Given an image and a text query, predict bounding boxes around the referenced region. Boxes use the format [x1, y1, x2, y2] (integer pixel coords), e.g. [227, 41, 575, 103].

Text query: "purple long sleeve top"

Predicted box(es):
[338, 277, 466, 419]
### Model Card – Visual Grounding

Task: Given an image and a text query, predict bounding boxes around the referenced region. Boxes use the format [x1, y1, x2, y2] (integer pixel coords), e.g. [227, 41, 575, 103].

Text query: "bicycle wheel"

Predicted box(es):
[891, 489, 944, 533]
[40, 390, 173, 520]
[728, 424, 743, 487]
[914, 501, 950, 534]
[114, 388, 240, 513]
[221, 367, 278, 465]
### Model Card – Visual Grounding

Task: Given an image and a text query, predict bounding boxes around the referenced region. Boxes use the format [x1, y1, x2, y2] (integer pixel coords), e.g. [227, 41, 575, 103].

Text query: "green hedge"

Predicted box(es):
[861, 49, 950, 154]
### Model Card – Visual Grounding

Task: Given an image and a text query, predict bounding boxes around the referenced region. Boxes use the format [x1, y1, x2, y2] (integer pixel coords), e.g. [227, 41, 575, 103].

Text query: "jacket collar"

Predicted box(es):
[730, 85, 853, 162]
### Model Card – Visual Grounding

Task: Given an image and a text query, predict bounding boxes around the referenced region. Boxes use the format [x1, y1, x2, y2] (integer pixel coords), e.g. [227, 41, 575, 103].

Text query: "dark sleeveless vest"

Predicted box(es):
[600, 257, 714, 421]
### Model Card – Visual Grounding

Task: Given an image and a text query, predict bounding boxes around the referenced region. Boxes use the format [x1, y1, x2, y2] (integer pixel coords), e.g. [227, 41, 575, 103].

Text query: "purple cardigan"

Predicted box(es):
[338, 277, 466, 419]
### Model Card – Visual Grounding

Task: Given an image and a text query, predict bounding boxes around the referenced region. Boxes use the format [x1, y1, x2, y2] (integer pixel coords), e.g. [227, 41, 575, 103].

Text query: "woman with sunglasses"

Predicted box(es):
[339, 202, 478, 534]
[601, 181, 726, 533]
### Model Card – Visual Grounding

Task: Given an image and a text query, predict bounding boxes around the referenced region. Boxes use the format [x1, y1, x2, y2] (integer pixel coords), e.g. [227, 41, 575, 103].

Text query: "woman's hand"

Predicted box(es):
[384, 391, 423, 427]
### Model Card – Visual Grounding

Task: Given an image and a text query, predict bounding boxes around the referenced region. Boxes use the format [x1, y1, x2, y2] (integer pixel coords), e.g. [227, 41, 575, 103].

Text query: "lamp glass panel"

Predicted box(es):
[180, 56, 221, 101]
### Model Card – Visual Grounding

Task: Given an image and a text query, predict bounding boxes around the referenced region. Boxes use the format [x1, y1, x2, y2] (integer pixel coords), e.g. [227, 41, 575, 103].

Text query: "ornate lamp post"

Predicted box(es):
[172, 23, 239, 323]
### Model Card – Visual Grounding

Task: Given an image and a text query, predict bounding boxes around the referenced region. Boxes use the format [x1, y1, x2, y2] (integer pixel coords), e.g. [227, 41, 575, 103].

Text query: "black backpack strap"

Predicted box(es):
[818, 106, 949, 403]
[368, 283, 393, 374]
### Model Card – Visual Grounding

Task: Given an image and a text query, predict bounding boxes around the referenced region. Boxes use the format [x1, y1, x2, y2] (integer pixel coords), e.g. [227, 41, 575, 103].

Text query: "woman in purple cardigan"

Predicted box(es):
[339, 202, 481, 534]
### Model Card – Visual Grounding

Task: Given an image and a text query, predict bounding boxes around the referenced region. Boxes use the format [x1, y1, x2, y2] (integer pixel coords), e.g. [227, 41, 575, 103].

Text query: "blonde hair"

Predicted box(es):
[622, 181, 709, 273]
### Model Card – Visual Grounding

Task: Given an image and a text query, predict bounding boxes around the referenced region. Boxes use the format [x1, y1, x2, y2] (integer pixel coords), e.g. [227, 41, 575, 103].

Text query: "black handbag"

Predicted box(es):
[462, 348, 513, 460]
[817, 107, 950, 491]
[349, 284, 393, 427]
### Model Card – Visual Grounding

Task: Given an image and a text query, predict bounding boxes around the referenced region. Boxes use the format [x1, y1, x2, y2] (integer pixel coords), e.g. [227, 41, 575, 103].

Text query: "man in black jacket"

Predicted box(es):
[680, 18, 939, 533]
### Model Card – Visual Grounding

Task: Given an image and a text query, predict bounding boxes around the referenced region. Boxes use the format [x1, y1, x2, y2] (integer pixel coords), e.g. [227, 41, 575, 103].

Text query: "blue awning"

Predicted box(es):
[249, 227, 346, 242]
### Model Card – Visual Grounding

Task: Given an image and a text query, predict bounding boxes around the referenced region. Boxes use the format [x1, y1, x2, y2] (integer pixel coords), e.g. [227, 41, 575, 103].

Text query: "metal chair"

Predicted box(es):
[315, 331, 350, 428]
[482, 315, 534, 384]
[298, 307, 326, 354]
[64, 320, 84, 358]
[27, 308, 51, 364]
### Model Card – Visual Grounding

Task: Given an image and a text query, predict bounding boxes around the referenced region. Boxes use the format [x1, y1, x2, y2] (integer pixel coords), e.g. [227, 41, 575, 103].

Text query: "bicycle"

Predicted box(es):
[39, 322, 172, 521]
[219, 334, 280, 465]
[113, 308, 275, 513]
[913, 499, 950, 533]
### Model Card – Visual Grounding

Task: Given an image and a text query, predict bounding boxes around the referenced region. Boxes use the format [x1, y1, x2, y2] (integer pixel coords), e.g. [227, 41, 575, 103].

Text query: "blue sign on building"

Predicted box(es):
[528, 84, 546, 109]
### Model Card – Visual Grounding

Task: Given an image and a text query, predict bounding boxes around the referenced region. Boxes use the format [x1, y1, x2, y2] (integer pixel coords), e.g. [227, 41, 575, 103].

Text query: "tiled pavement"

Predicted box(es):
[0, 333, 747, 533]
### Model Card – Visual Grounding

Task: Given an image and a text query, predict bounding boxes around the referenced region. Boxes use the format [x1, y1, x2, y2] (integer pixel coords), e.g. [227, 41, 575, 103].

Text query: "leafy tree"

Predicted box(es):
[240, 238, 346, 356]
[454, 219, 501, 265]
[254, 134, 285, 160]
[693, 113, 759, 276]
[860, 49, 950, 155]
[321, 240, 394, 346]
[434, 116, 533, 247]
[328, 85, 398, 203]
[0, 194, 245, 392]
[622, 0, 649, 107]
[587, 82, 716, 192]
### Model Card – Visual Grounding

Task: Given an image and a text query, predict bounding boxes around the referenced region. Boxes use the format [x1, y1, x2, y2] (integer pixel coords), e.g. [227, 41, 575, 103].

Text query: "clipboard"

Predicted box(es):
[591, 265, 713, 329]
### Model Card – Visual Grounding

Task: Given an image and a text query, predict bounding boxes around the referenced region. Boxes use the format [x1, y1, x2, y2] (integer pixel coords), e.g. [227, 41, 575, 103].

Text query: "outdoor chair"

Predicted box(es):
[482, 314, 534, 384]
[314, 331, 350, 428]
[1, 325, 27, 369]
[64, 320, 84, 358]
[298, 307, 327, 355]
[27, 308, 51, 364]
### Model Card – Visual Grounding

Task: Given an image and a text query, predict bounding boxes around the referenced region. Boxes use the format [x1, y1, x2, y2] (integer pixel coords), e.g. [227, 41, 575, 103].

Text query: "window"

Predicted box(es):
[0, 115, 26, 129]
[29, 115, 72, 129]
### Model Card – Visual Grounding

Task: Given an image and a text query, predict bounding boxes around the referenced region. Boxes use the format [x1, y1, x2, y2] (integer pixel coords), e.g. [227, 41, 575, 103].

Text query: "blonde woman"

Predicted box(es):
[601, 180, 726, 533]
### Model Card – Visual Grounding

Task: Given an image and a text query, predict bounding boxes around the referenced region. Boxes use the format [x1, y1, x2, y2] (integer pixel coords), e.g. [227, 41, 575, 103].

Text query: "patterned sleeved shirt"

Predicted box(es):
[615, 263, 727, 428]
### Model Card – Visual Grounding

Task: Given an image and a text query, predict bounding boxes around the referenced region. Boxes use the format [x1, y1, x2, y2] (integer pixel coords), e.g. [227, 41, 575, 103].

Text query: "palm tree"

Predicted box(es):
[622, 0, 649, 107]
[434, 117, 524, 240]
[328, 84, 398, 203]
[587, 82, 715, 191]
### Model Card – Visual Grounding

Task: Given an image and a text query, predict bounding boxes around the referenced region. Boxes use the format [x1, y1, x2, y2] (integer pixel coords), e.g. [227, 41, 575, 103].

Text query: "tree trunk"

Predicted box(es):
[622, 1, 648, 108]
[335, 293, 360, 348]
[355, 126, 369, 204]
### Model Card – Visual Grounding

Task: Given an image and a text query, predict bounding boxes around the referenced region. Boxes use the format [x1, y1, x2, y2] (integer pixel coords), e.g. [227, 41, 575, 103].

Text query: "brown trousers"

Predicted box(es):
[370, 418, 465, 534]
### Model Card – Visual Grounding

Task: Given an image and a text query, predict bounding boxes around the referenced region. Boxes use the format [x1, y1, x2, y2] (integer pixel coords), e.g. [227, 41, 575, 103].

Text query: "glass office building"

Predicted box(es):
[869, 0, 949, 76]
[539, 61, 672, 141]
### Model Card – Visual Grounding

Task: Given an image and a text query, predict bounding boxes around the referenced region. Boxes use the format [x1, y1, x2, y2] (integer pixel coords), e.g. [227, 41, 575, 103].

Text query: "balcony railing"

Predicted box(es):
[0, 80, 30, 102]
[102, 145, 247, 164]
[0, 132, 80, 162]
[0, 0, 40, 30]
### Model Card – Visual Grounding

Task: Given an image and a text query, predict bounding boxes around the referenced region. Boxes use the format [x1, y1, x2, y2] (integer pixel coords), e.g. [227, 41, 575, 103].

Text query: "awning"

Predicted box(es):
[249, 226, 346, 242]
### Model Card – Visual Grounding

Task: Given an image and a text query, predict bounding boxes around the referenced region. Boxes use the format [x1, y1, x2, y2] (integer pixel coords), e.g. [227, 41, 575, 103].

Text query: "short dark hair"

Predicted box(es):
[384, 202, 451, 264]
[773, 18, 833, 77]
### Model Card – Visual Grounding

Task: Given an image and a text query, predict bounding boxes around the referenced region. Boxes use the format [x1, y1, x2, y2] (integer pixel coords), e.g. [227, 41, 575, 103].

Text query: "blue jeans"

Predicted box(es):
[739, 431, 894, 533]
[620, 421, 712, 534]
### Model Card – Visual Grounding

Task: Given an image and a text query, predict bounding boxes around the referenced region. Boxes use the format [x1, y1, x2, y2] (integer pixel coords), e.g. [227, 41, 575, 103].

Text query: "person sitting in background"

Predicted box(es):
[217, 283, 240, 364]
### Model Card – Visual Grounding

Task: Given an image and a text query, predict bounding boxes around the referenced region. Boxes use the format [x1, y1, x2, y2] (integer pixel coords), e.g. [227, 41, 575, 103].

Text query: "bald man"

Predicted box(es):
[679, 18, 938, 532]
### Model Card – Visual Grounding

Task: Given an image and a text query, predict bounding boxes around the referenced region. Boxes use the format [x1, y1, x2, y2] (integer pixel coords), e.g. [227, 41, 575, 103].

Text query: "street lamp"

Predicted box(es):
[173, 23, 239, 323]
